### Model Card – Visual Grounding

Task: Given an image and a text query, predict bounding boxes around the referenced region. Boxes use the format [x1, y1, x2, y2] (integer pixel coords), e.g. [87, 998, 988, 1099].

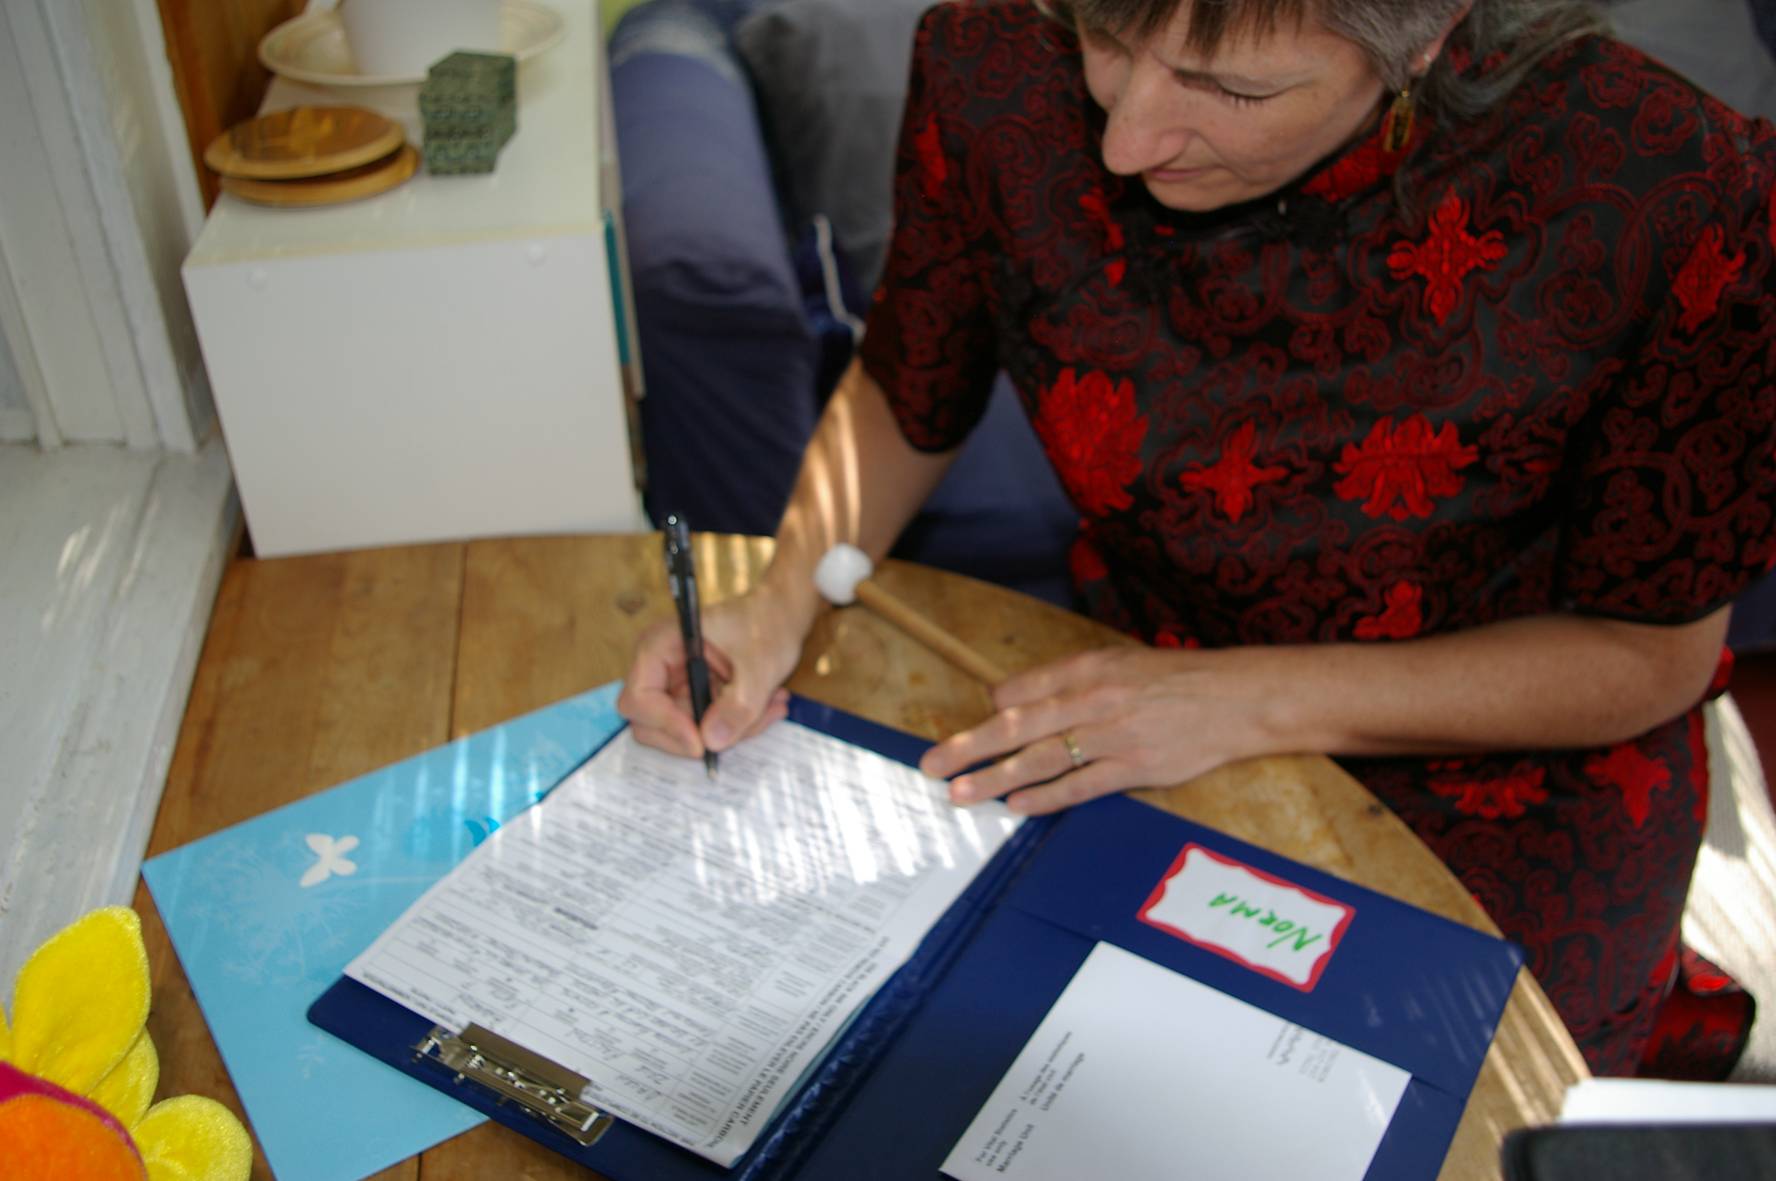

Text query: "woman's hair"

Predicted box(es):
[1035, 0, 1606, 127]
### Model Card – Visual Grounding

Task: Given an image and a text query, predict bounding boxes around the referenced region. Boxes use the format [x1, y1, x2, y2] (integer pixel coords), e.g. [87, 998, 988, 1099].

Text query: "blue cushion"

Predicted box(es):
[893, 376, 1080, 609]
[612, 0, 1078, 606]
[1730, 568, 1776, 651]
[1756, 0, 1776, 56]
[612, 1, 819, 535]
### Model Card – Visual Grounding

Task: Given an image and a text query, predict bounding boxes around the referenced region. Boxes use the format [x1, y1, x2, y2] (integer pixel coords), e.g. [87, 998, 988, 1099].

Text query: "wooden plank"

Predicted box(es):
[135, 543, 465, 1180]
[456, 535, 644, 732]
[452, 533, 772, 734]
[410, 1122, 587, 1181]
[150, 0, 304, 207]
[792, 556, 1123, 740]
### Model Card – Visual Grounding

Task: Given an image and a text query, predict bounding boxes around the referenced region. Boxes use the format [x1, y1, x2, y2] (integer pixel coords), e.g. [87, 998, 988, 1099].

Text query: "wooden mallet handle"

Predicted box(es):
[814, 544, 1007, 686]
[851, 579, 1007, 686]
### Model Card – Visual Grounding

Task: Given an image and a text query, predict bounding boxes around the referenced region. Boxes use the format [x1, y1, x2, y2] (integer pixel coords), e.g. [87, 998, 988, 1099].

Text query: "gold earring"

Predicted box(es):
[1382, 84, 1416, 152]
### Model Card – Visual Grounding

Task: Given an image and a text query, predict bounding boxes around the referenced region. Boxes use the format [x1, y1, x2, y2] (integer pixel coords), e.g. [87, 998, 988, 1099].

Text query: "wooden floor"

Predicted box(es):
[0, 440, 237, 989]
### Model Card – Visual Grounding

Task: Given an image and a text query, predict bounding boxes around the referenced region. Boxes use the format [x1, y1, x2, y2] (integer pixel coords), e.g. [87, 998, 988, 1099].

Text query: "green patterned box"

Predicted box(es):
[422, 96, 518, 140]
[423, 103, 517, 175]
[422, 51, 516, 104]
[421, 49, 518, 172]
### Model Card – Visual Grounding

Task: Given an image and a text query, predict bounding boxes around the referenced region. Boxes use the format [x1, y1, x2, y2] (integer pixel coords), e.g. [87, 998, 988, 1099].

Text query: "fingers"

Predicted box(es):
[625, 681, 789, 763]
[948, 728, 1133, 816]
[945, 726, 1122, 811]
[999, 760, 1131, 816]
[920, 691, 1087, 780]
[618, 622, 704, 756]
[621, 572, 814, 768]
[620, 627, 781, 759]
[701, 671, 783, 752]
[702, 641, 736, 685]
[627, 718, 702, 759]
[991, 651, 1104, 710]
[945, 731, 1072, 802]
[726, 688, 791, 746]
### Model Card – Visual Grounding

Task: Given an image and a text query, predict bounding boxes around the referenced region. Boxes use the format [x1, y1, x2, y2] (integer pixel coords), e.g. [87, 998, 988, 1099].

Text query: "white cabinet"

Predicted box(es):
[183, 0, 644, 557]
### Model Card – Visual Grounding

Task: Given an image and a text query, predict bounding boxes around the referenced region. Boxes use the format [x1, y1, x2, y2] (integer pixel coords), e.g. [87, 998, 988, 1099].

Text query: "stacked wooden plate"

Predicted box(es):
[204, 106, 418, 207]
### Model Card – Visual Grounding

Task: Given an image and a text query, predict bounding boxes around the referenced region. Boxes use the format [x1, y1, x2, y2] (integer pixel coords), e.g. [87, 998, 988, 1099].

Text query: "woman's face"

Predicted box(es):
[1079, 3, 1388, 210]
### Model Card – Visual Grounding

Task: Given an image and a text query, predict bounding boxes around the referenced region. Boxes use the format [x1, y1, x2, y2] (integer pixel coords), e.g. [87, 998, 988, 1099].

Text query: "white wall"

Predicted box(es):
[0, 328, 28, 441]
[75, 0, 214, 446]
[0, 0, 125, 446]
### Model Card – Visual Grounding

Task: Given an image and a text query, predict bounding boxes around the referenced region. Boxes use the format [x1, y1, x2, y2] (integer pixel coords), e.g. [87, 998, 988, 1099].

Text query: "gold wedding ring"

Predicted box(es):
[1061, 732, 1087, 770]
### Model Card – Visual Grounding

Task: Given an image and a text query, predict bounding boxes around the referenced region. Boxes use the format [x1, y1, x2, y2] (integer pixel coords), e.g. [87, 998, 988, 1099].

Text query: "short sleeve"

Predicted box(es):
[1556, 116, 1776, 623]
[856, 3, 1000, 453]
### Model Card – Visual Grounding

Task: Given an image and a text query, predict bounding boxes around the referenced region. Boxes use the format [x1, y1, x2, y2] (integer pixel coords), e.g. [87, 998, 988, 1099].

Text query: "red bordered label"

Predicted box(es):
[1137, 844, 1355, 992]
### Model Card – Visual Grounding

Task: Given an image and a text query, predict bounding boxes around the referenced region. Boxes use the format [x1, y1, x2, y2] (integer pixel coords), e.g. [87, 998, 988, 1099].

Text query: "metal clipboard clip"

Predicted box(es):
[414, 1023, 613, 1147]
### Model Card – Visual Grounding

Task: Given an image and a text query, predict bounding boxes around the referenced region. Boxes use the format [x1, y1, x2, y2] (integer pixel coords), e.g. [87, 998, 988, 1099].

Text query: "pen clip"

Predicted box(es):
[663, 515, 698, 630]
[663, 514, 690, 598]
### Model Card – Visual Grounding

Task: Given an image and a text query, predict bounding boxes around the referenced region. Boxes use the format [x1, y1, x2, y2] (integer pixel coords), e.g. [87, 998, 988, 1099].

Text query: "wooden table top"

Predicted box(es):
[135, 533, 1588, 1180]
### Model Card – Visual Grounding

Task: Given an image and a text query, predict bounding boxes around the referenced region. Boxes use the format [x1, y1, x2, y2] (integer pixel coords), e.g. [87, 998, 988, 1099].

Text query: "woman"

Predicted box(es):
[620, 0, 1776, 1075]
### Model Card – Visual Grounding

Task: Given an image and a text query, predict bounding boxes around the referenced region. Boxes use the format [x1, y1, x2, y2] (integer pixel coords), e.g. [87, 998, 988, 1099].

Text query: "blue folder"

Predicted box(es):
[309, 695, 1524, 1180]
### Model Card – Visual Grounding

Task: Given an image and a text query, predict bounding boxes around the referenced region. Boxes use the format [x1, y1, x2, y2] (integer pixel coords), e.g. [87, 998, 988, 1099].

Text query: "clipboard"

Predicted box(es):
[309, 695, 1524, 1180]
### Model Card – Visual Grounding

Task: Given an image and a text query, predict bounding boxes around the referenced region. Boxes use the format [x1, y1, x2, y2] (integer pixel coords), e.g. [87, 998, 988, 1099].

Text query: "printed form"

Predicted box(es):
[943, 943, 1409, 1181]
[346, 722, 1018, 1166]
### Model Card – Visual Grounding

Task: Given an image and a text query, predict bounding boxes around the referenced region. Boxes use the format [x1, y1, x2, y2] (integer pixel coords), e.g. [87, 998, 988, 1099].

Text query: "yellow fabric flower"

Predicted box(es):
[0, 907, 251, 1181]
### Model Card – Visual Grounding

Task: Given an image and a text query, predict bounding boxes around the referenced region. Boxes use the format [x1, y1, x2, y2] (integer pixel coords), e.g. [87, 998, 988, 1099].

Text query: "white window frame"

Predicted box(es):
[0, 0, 210, 452]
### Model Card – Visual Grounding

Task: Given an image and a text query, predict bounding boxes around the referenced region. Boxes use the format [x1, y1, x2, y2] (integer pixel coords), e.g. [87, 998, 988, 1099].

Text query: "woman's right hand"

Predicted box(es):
[619, 360, 962, 762]
[617, 584, 812, 761]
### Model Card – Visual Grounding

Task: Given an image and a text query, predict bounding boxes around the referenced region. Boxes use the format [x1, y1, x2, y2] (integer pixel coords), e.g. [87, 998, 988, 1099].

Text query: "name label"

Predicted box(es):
[1137, 844, 1353, 991]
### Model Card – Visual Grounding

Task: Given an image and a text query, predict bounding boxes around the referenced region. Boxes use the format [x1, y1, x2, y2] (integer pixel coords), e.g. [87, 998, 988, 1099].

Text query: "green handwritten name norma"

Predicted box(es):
[1208, 893, 1324, 953]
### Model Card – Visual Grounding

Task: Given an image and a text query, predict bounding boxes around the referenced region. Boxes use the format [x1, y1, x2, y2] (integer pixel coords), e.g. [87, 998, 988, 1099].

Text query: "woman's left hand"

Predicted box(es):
[918, 646, 1277, 815]
[917, 607, 1735, 816]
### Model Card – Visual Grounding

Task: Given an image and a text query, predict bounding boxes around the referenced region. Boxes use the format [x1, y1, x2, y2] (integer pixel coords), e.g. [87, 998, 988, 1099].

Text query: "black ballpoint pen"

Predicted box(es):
[663, 514, 718, 777]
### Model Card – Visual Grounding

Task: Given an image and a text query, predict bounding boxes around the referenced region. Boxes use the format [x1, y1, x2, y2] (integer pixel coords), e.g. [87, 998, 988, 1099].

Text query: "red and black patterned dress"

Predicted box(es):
[858, 0, 1776, 1075]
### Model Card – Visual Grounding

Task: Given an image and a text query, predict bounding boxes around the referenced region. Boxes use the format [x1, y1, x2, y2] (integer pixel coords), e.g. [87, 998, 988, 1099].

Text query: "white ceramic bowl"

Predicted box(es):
[259, 0, 564, 88]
